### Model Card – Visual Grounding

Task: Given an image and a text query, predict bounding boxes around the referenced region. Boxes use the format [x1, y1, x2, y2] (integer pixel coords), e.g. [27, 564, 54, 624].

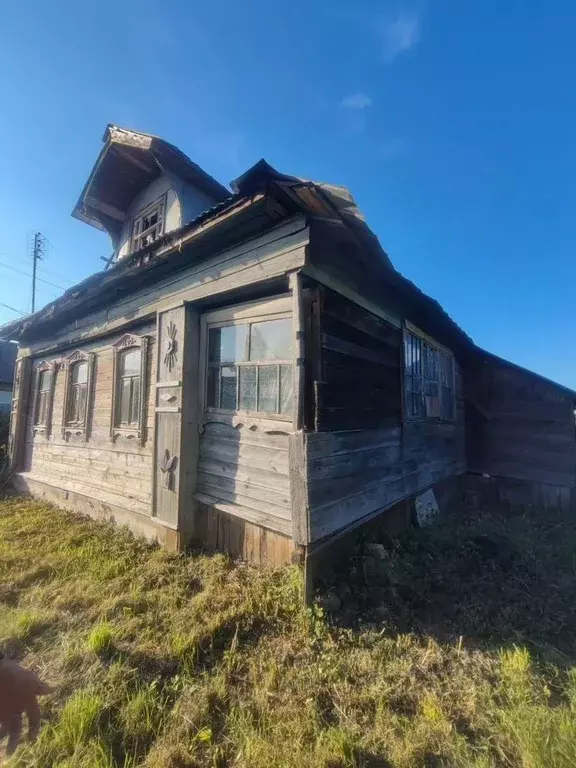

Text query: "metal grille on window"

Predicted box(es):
[207, 318, 293, 417]
[404, 330, 454, 421]
[116, 349, 141, 427]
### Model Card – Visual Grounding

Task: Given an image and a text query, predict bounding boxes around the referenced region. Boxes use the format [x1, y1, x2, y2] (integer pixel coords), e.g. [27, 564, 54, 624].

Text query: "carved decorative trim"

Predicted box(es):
[163, 320, 178, 372]
[159, 448, 178, 490]
[32, 361, 57, 438]
[60, 349, 95, 441]
[110, 333, 149, 446]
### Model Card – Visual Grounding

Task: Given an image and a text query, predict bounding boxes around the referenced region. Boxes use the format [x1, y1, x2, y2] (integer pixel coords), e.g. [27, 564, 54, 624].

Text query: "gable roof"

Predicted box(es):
[72, 125, 230, 234]
[0, 160, 475, 356]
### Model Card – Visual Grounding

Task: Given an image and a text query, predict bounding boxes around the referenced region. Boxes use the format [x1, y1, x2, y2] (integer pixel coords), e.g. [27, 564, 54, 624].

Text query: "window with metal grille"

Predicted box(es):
[34, 369, 52, 425]
[66, 361, 88, 425]
[131, 198, 164, 252]
[115, 348, 141, 427]
[404, 330, 455, 421]
[206, 317, 293, 418]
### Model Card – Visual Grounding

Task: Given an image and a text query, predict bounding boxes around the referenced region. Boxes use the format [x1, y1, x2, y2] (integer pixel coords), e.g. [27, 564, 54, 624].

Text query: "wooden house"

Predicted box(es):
[2, 125, 575, 573]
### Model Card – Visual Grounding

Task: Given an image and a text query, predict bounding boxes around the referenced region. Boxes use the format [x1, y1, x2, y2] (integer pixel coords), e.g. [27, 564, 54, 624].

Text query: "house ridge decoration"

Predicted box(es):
[1, 123, 575, 592]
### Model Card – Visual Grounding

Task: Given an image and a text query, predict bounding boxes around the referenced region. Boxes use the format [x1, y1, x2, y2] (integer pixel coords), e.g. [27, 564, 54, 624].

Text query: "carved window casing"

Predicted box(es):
[32, 361, 56, 436]
[61, 349, 95, 440]
[110, 333, 149, 444]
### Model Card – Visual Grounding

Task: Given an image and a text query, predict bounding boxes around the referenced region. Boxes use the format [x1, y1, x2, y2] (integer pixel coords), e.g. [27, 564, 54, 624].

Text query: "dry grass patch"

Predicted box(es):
[1, 496, 576, 767]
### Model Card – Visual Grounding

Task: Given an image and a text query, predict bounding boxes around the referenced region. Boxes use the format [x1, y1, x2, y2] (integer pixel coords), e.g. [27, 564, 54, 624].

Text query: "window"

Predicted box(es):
[404, 329, 454, 421]
[205, 315, 293, 418]
[34, 368, 52, 426]
[61, 351, 95, 439]
[131, 198, 164, 252]
[116, 348, 141, 427]
[110, 333, 149, 444]
[66, 362, 88, 425]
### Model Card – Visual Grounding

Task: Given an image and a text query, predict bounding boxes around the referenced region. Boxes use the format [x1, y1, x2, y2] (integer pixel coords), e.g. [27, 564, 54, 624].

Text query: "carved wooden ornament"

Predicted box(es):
[159, 449, 178, 489]
[163, 321, 178, 372]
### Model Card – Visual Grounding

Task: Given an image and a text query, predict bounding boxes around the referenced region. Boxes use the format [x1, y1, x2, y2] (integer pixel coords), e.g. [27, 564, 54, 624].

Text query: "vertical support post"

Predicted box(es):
[289, 271, 311, 600]
[153, 305, 200, 546]
[290, 271, 305, 432]
[8, 355, 32, 472]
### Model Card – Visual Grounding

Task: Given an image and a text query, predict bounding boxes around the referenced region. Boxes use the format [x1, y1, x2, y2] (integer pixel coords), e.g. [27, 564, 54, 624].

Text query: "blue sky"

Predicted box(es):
[1, 1, 575, 386]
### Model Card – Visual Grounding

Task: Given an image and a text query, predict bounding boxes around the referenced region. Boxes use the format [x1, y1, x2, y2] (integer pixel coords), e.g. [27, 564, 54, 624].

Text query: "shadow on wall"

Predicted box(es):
[316, 497, 576, 662]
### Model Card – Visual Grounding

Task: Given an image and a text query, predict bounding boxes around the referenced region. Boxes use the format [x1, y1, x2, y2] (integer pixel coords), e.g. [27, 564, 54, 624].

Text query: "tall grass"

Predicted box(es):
[1, 496, 576, 767]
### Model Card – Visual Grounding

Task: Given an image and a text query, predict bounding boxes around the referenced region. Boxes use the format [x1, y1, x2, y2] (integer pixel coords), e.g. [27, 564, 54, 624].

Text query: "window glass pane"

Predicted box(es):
[239, 365, 257, 411]
[249, 319, 292, 362]
[258, 365, 278, 413]
[119, 379, 131, 424]
[130, 377, 140, 425]
[206, 367, 219, 408]
[36, 391, 46, 424]
[220, 366, 237, 410]
[38, 370, 51, 392]
[72, 362, 88, 385]
[279, 364, 293, 415]
[119, 349, 141, 376]
[68, 388, 78, 423]
[208, 325, 248, 364]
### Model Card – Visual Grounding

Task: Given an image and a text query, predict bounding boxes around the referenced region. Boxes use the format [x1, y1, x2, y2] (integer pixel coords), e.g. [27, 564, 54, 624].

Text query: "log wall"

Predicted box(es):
[21, 322, 156, 518]
[466, 356, 576, 488]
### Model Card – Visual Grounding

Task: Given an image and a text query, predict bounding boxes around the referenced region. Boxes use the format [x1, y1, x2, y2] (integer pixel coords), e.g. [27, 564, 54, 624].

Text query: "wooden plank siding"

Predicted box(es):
[21, 323, 156, 517]
[196, 421, 292, 537]
[314, 287, 402, 432]
[305, 286, 466, 543]
[466, 357, 576, 488]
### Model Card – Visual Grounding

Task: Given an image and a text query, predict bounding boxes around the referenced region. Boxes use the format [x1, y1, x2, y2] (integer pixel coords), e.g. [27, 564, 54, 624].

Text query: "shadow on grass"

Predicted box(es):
[317, 503, 576, 663]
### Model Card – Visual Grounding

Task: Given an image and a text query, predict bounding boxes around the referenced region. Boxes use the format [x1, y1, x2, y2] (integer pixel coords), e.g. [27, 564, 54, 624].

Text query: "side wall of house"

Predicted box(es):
[304, 286, 466, 543]
[17, 322, 157, 528]
[466, 356, 576, 489]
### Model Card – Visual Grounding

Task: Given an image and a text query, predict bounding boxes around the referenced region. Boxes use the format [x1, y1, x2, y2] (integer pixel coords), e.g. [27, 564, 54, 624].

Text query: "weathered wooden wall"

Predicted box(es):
[196, 422, 292, 537]
[303, 287, 466, 543]
[21, 323, 156, 518]
[313, 287, 402, 431]
[466, 356, 576, 488]
[194, 501, 294, 566]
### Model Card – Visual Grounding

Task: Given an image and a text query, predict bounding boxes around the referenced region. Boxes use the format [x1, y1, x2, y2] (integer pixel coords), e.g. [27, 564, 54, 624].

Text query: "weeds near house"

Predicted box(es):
[1, 496, 576, 766]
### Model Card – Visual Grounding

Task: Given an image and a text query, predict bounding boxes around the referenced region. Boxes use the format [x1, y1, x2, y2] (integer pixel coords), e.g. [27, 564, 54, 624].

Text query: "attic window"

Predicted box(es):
[131, 198, 165, 252]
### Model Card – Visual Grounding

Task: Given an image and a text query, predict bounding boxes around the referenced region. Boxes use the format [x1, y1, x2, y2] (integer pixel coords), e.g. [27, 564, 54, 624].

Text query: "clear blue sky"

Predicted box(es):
[1, 1, 575, 386]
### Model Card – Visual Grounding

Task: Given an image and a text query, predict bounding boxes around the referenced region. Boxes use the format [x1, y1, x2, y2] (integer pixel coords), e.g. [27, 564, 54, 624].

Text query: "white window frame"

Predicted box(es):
[130, 195, 165, 253]
[61, 349, 95, 441]
[200, 296, 294, 428]
[110, 333, 149, 444]
[403, 322, 456, 423]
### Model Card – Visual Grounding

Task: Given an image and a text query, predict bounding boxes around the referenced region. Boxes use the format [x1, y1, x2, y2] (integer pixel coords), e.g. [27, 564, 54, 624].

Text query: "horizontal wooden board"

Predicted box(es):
[194, 493, 293, 537]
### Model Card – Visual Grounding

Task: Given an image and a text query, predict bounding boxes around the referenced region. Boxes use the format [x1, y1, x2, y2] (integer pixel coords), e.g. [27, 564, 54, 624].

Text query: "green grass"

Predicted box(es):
[1, 496, 576, 767]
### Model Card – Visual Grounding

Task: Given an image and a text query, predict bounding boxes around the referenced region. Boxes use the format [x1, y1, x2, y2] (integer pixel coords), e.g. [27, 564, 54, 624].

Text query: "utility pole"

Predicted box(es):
[31, 232, 45, 313]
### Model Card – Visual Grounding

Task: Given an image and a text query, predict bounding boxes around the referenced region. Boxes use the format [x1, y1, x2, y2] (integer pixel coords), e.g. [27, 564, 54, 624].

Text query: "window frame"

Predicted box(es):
[130, 195, 166, 253]
[61, 349, 95, 440]
[110, 333, 149, 444]
[200, 296, 294, 427]
[403, 322, 456, 423]
[32, 361, 56, 436]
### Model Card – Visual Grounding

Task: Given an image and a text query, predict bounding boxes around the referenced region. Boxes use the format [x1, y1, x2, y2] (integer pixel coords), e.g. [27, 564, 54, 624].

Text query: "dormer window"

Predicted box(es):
[131, 197, 165, 252]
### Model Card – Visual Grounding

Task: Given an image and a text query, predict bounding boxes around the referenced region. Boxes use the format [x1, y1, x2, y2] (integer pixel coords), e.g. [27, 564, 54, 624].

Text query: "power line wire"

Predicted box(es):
[0, 301, 26, 316]
[0, 260, 68, 291]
